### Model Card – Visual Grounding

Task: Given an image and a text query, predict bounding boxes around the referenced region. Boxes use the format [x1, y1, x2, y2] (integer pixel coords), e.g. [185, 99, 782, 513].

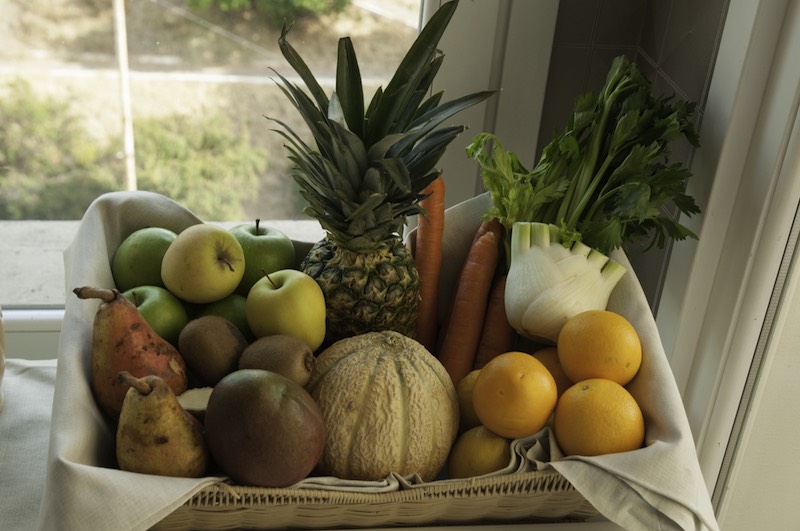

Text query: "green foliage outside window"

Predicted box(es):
[133, 113, 265, 220]
[188, 0, 350, 24]
[0, 79, 268, 221]
[0, 79, 120, 220]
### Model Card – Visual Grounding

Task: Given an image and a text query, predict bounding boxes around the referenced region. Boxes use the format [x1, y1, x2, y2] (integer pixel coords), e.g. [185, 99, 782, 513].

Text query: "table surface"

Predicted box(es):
[0, 357, 622, 531]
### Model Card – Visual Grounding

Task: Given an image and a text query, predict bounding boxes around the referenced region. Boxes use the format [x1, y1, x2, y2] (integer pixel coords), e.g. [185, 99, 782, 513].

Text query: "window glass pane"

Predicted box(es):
[0, 0, 421, 307]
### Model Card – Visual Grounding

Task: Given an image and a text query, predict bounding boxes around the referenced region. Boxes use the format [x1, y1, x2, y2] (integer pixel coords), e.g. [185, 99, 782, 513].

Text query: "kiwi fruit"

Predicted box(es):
[238, 335, 315, 387]
[179, 315, 248, 386]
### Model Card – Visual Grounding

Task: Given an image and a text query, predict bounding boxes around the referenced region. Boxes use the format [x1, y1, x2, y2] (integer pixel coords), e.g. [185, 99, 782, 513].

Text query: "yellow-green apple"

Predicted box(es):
[123, 285, 189, 346]
[197, 293, 254, 341]
[245, 269, 326, 352]
[112, 227, 176, 292]
[161, 223, 245, 304]
[229, 220, 296, 296]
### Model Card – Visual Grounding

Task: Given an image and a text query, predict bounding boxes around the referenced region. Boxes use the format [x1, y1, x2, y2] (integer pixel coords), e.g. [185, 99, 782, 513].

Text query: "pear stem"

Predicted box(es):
[117, 371, 152, 395]
[73, 286, 119, 303]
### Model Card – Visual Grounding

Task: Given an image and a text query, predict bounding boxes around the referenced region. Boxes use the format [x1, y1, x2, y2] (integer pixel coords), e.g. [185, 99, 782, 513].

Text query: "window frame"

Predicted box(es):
[655, 0, 800, 506]
[423, 0, 559, 208]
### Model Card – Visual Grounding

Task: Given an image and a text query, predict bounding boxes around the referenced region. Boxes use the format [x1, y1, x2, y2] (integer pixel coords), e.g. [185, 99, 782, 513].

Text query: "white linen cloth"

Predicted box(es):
[35, 191, 719, 530]
[1, 305, 5, 412]
[37, 192, 226, 531]
[0, 358, 57, 530]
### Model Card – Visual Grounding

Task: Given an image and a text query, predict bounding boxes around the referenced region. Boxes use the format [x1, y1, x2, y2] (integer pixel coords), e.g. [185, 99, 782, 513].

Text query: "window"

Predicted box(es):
[0, 0, 422, 307]
[1, 0, 556, 364]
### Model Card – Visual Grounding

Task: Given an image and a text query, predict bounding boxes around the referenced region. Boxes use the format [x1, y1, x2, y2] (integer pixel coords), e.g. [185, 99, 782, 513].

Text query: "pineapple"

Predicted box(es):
[272, 0, 494, 345]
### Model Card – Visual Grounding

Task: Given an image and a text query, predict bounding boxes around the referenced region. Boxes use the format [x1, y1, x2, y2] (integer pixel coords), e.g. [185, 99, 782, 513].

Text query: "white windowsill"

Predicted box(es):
[3, 308, 64, 360]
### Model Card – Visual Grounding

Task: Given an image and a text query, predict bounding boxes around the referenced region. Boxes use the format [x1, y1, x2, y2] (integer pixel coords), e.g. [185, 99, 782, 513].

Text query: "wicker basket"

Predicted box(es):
[51, 191, 665, 530]
[154, 469, 597, 530]
[149, 192, 599, 529]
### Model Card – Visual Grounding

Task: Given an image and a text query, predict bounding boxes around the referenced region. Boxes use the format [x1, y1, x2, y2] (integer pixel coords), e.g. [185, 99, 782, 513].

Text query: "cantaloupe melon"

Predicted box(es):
[307, 331, 459, 482]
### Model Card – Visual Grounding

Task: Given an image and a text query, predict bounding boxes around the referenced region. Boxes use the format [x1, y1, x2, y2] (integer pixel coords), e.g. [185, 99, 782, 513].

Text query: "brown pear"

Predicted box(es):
[116, 371, 208, 478]
[205, 369, 326, 487]
[238, 334, 315, 387]
[74, 286, 188, 420]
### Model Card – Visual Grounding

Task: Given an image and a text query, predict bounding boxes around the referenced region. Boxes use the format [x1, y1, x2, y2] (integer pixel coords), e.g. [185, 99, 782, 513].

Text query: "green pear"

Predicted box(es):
[115, 371, 208, 478]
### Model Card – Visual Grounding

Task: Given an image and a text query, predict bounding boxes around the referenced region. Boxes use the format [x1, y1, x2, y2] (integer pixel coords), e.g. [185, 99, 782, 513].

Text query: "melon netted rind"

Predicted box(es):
[307, 331, 459, 482]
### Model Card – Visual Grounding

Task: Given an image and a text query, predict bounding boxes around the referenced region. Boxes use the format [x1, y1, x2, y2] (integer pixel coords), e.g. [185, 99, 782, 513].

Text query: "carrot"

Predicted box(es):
[436, 229, 500, 386]
[435, 219, 504, 354]
[471, 217, 503, 247]
[413, 177, 446, 352]
[473, 274, 517, 370]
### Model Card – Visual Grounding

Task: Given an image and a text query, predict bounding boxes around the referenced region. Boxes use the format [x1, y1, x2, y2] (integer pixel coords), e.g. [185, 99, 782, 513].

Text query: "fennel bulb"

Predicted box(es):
[468, 56, 701, 343]
[505, 222, 627, 343]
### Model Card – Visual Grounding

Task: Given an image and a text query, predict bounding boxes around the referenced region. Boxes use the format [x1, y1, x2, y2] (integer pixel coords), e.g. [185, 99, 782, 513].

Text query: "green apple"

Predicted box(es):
[245, 269, 326, 352]
[196, 293, 254, 341]
[230, 220, 296, 296]
[161, 223, 245, 304]
[123, 285, 189, 346]
[112, 227, 176, 292]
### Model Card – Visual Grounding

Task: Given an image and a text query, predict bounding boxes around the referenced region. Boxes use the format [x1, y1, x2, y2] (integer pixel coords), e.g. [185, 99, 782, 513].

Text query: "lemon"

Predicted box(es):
[456, 369, 481, 432]
[448, 425, 511, 479]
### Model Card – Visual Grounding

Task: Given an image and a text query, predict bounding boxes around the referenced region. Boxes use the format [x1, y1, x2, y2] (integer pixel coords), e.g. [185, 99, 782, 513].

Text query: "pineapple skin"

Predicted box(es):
[302, 238, 419, 346]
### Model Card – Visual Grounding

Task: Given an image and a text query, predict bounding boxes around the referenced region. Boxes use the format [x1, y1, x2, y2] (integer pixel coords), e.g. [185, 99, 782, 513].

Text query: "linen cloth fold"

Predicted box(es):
[37, 191, 226, 531]
[36, 191, 719, 530]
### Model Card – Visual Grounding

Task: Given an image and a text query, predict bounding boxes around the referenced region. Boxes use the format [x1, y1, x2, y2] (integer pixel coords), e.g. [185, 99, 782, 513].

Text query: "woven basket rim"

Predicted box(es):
[155, 468, 598, 530]
[185, 468, 576, 508]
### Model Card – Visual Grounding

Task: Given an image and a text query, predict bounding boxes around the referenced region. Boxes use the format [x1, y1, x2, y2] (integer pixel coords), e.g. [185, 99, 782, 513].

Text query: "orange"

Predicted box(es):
[557, 310, 642, 386]
[531, 346, 573, 398]
[456, 369, 482, 432]
[447, 425, 511, 479]
[553, 378, 645, 456]
[471, 351, 557, 439]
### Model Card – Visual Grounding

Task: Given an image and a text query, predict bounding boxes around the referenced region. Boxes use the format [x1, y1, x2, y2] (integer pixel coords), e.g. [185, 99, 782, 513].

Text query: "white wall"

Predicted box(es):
[657, 0, 800, 505]
[424, 0, 558, 209]
[716, 220, 800, 529]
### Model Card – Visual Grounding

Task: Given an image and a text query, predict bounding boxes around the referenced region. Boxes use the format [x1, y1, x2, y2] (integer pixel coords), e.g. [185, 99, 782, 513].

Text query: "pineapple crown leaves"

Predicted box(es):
[277, 0, 460, 144]
[271, 118, 420, 250]
[273, 0, 495, 182]
[270, 0, 496, 248]
[271, 71, 368, 195]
